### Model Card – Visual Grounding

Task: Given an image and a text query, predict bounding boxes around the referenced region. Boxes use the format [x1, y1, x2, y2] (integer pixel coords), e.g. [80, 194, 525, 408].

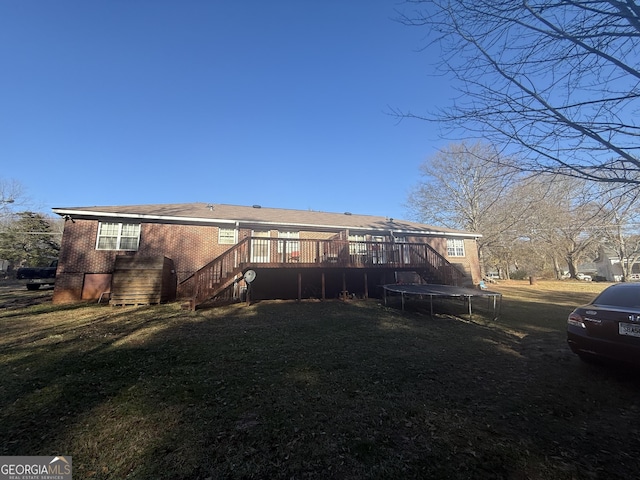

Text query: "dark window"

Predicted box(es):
[594, 285, 640, 308]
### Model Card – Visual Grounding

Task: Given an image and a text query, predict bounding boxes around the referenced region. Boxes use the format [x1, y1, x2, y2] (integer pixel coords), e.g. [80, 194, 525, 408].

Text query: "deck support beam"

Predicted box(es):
[364, 272, 368, 299]
[321, 272, 326, 300]
[297, 272, 302, 302]
[342, 273, 347, 300]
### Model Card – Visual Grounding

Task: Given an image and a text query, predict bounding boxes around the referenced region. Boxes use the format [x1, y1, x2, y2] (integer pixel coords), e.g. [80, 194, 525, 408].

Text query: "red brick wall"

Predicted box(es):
[53, 220, 236, 303]
[441, 238, 481, 285]
[137, 223, 226, 279]
[53, 220, 108, 304]
[463, 238, 481, 284]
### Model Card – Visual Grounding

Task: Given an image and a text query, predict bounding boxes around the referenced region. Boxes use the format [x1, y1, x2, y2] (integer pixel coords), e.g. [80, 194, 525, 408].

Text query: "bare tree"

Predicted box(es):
[407, 142, 539, 274]
[483, 177, 560, 278]
[0, 178, 28, 224]
[472, 175, 602, 279]
[525, 177, 605, 278]
[407, 142, 514, 227]
[598, 186, 640, 281]
[397, 0, 640, 185]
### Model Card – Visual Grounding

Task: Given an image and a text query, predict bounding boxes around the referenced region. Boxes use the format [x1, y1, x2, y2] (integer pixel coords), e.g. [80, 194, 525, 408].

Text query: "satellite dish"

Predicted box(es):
[244, 270, 256, 283]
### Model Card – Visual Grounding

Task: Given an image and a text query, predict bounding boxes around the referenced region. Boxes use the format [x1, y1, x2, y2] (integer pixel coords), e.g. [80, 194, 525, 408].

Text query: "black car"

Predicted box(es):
[567, 283, 640, 365]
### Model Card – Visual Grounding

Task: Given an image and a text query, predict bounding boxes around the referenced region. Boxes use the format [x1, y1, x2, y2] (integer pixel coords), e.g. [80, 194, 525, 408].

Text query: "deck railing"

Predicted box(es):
[188, 237, 251, 308]
[186, 237, 466, 308]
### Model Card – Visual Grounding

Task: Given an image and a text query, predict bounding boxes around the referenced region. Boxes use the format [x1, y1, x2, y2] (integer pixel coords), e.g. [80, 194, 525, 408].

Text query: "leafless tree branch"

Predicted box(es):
[396, 0, 640, 184]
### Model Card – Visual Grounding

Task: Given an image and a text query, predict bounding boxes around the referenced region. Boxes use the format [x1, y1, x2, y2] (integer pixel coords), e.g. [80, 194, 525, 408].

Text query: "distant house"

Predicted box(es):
[594, 246, 640, 282]
[51, 203, 482, 308]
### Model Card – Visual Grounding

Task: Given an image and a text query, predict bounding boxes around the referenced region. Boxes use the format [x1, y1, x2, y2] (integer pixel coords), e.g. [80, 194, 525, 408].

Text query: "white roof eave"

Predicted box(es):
[52, 208, 482, 239]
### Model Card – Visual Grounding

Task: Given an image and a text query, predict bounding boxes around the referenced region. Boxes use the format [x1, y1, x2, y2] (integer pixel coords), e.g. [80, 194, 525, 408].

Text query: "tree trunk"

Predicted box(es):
[566, 257, 578, 279]
[552, 256, 563, 279]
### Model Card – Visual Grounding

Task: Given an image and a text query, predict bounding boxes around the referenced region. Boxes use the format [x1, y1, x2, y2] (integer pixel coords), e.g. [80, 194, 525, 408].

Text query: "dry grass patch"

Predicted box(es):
[1, 282, 640, 479]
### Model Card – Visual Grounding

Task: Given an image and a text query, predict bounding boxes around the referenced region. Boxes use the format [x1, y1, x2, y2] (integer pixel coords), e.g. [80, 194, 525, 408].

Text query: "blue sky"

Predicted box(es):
[0, 1, 451, 221]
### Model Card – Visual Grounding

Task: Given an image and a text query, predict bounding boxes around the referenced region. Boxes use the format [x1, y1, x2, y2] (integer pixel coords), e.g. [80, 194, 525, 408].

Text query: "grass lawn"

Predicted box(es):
[1, 280, 639, 479]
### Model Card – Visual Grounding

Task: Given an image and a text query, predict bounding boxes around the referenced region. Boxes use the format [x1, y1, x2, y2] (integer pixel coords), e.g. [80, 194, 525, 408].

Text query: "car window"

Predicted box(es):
[594, 287, 640, 308]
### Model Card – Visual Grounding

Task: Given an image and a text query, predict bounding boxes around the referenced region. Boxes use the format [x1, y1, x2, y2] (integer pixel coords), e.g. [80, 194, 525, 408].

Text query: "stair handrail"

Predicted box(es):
[405, 242, 466, 285]
[190, 237, 251, 307]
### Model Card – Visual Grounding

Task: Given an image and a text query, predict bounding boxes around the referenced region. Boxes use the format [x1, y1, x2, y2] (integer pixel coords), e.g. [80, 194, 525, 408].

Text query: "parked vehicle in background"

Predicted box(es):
[567, 283, 640, 365]
[484, 272, 500, 282]
[576, 273, 592, 281]
[16, 260, 58, 290]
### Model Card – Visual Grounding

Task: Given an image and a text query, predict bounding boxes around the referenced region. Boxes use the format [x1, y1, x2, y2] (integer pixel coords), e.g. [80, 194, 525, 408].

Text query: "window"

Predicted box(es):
[394, 236, 411, 264]
[447, 239, 465, 257]
[219, 227, 237, 245]
[251, 230, 271, 263]
[349, 234, 367, 255]
[278, 231, 300, 254]
[370, 235, 386, 263]
[96, 222, 140, 250]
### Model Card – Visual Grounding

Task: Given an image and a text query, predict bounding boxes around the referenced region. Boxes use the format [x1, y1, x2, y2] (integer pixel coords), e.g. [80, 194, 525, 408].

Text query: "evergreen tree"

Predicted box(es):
[0, 211, 60, 269]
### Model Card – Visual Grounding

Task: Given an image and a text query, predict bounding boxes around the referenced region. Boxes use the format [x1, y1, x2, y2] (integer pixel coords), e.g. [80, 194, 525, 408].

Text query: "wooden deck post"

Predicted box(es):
[342, 272, 347, 300]
[297, 272, 302, 302]
[364, 272, 368, 299]
[321, 272, 326, 300]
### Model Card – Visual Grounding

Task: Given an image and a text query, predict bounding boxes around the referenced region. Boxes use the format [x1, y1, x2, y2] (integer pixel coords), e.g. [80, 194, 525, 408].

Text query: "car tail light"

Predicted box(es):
[568, 311, 586, 328]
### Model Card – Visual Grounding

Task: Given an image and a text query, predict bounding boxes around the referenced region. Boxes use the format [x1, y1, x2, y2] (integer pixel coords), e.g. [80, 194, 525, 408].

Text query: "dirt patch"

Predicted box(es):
[0, 280, 54, 309]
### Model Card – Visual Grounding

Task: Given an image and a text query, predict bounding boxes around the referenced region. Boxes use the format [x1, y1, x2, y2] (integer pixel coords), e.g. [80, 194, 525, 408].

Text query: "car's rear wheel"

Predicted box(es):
[26, 284, 41, 291]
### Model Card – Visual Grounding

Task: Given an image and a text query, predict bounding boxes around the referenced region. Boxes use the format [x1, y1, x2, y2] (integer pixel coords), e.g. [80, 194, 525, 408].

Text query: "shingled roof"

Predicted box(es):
[52, 202, 480, 238]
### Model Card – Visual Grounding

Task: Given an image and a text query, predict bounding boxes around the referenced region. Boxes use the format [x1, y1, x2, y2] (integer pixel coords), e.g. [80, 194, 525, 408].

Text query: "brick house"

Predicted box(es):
[51, 203, 482, 307]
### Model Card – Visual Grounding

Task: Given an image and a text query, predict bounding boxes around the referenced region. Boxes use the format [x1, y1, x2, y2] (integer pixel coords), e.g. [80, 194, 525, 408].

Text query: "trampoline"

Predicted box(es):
[383, 284, 502, 320]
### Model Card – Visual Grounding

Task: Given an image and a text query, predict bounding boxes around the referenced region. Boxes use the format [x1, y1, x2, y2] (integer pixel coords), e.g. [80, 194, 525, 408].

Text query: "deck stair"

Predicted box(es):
[188, 237, 251, 308]
[405, 243, 466, 286]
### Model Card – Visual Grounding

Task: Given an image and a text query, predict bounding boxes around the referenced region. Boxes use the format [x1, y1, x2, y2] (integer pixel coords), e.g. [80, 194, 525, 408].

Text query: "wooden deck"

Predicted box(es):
[184, 237, 466, 309]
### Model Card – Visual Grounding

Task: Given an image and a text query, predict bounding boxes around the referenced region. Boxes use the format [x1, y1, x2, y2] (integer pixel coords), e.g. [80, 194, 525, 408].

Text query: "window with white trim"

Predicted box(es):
[447, 239, 465, 257]
[370, 235, 386, 263]
[278, 231, 300, 254]
[349, 234, 367, 255]
[218, 227, 237, 245]
[394, 236, 411, 263]
[96, 222, 141, 250]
